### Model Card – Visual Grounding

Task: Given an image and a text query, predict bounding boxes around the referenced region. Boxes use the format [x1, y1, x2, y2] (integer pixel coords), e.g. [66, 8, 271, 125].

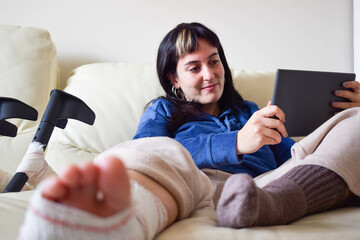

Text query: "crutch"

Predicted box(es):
[0, 97, 38, 137]
[3, 89, 95, 193]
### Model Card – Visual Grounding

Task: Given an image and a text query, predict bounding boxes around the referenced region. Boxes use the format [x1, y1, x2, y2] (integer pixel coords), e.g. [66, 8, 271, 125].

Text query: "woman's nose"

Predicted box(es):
[202, 66, 214, 81]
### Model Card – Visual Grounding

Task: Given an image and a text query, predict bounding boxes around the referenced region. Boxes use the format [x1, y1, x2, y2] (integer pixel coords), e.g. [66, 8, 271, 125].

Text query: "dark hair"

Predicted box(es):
[156, 22, 245, 133]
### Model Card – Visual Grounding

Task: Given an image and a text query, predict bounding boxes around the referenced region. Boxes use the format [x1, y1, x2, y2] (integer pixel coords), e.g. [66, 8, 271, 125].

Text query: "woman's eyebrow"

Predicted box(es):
[208, 52, 219, 59]
[184, 52, 219, 66]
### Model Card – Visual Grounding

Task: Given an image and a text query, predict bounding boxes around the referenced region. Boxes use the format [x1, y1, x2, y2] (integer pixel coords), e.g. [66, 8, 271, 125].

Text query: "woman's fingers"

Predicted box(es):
[343, 81, 360, 93]
[258, 104, 286, 123]
[255, 104, 287, 137]
[236, 124, 281, 155]
[333, 81, 360, 109]
[263, 117, 288, 138]
[236, 103, 288, 155]
[332, 100, 359, 110]
[335, 90, 359, 102]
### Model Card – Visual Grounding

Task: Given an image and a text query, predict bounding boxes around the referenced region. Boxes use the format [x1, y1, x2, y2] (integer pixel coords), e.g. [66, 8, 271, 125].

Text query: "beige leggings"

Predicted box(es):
[98, 107, 360, 216]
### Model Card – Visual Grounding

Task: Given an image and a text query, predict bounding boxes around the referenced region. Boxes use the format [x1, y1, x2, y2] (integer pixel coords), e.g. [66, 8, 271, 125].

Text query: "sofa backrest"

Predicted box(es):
[232, 69, 276, 108]
[46, 62, 276, 172]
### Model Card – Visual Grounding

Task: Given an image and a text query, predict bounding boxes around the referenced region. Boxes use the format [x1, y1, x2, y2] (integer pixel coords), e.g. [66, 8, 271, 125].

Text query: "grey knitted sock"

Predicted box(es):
[216, 165, 348, 228]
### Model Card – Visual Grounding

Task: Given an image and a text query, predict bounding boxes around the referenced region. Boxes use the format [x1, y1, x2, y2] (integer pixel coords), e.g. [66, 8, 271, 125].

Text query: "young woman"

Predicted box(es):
[19, 23, 360, 239]
[133, 22, 360, 227]
[133, 23, 294, 177]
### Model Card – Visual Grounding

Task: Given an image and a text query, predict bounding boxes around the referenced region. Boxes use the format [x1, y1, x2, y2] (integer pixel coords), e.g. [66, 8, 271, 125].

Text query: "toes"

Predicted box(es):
[97, 156, 131, 211]
[41, 177, 69, 201]
[41, 157, 131, 218]
[42, 165, 83, 201]
[59, 165, 82, 188]
[42, 164, 99, 202]
[79, 163, 100, 193]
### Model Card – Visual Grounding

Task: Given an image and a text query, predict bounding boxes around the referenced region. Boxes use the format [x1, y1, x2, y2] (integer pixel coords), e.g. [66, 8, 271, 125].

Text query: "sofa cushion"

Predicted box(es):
[232, 69, 276, 108]
[0, 25, 59, 174]
[46, 62, 164, 171]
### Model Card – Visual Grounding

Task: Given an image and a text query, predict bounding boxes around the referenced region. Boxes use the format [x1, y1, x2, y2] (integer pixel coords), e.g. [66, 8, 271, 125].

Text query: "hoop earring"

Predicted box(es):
[171, 86, 184, 100]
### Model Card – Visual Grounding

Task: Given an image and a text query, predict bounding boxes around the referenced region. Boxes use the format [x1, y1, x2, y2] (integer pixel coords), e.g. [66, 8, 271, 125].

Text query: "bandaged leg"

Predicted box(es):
[19, 180, 167, 240]
[19, 137, 213, 239]
[96, 137, 214, 220]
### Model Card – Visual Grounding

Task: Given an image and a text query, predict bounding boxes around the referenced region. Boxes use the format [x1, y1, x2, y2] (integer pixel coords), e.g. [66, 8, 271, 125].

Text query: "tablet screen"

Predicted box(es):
[272, 69, 356, 137]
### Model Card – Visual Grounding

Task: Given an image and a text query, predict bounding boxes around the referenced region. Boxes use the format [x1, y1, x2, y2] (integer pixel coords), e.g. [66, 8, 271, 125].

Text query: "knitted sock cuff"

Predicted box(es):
[283, 165, 348, 214]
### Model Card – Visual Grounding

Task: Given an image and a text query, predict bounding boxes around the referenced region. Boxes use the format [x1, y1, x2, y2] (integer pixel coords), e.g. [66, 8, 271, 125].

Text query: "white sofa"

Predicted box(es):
[1, 25, 359, 240]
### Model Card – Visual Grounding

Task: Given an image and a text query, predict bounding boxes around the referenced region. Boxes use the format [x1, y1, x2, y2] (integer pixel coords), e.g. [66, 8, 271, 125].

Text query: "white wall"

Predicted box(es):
[355, 0, 360, 77]
[0, 0, 354, 88]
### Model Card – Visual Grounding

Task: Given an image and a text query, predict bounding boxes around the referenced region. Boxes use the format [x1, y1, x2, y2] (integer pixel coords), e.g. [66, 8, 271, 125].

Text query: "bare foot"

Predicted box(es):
[41, 156, 131, 217]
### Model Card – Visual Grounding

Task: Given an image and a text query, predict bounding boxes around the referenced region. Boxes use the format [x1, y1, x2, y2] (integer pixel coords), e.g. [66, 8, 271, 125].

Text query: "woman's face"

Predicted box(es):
[170, 39, 225, 116]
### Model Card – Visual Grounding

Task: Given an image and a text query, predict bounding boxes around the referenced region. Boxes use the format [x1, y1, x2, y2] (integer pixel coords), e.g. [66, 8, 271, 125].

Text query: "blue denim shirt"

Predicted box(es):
[133, 98, 295, 177]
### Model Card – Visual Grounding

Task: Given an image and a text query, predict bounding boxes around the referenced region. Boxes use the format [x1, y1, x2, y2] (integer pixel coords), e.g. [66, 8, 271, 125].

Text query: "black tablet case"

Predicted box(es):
[272, 69, 356, 137]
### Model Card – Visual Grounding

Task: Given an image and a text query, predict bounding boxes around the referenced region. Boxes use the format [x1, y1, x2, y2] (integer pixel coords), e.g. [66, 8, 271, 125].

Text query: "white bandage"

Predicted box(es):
[131, 180, 168, 238]
[18, 180, 168, 240]
[16, 142, 54, 188]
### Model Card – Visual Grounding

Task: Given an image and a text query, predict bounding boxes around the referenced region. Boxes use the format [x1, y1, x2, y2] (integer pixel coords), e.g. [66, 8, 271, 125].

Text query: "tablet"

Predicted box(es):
[272, 69, 356, 137]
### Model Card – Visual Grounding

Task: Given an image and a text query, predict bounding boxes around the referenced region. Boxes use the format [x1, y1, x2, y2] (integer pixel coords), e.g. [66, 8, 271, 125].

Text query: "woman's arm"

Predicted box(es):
[175, 102, 287, 169]
[133, 99, 172, 139]
[175, 130, 240, 169]
[134, 99, 241, 169]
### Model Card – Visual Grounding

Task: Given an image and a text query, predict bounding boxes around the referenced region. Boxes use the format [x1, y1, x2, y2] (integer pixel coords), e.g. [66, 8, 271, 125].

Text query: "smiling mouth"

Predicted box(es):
[202, 83, 218, 90]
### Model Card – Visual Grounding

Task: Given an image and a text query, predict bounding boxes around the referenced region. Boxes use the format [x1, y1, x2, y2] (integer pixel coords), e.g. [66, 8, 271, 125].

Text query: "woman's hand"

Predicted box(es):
[332, 81, 360, 109]
[236, 101, 288, 155]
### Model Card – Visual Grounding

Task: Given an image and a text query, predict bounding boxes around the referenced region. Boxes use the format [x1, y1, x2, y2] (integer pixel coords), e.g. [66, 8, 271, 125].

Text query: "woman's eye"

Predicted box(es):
[189, 66, 200, 72]
[211, 59, 220, 65]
